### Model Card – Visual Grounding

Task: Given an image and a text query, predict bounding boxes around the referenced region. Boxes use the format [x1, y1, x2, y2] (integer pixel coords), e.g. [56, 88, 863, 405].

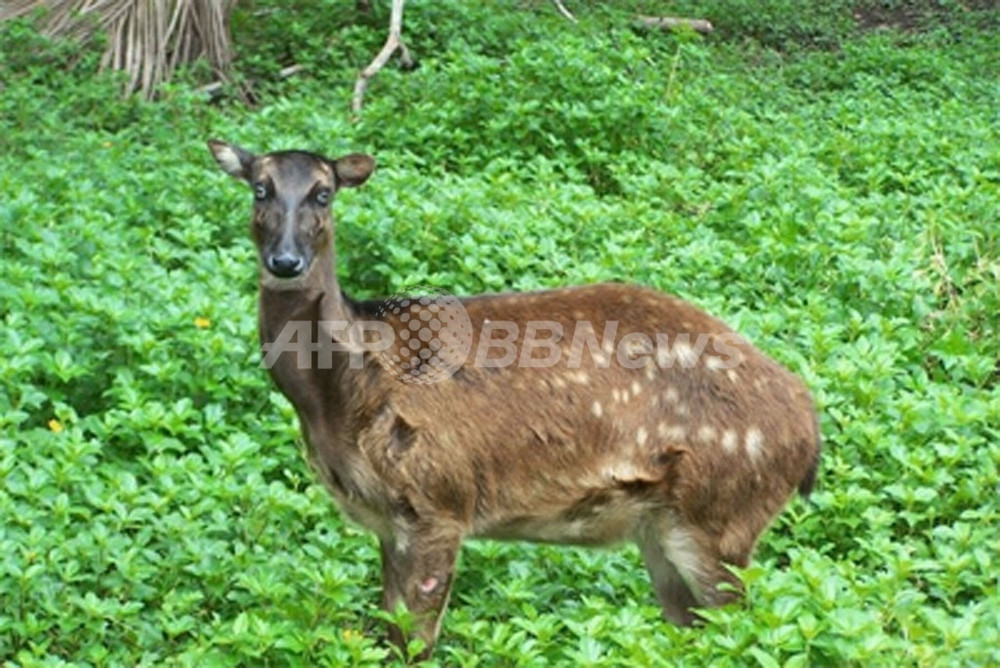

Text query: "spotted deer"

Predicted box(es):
[208, 140, 821, 658]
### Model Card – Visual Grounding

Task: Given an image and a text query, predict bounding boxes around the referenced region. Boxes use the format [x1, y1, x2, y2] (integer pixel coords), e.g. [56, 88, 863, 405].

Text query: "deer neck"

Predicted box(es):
[257, 239, 355, 423]
[258, 241, 352, 327]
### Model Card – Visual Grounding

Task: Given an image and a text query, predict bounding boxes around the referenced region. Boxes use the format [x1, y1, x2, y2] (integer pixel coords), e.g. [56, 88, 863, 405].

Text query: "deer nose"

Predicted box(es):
[267, 253, 306, 278]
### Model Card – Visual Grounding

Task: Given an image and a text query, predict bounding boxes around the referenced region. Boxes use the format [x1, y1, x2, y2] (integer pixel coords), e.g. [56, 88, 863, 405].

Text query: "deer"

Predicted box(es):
[208, 140, 821, 659]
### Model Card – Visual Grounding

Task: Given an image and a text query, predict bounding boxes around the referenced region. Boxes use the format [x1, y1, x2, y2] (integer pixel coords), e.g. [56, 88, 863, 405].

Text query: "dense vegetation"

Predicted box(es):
[1, 1, 998, 665]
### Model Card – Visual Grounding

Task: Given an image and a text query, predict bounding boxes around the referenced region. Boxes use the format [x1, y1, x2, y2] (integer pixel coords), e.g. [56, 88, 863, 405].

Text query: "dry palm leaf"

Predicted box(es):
[0, 0, 237, 98]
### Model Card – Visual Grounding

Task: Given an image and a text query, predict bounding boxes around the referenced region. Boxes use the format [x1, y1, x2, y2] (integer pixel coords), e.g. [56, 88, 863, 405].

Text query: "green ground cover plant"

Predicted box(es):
[1, 1, 998, 665]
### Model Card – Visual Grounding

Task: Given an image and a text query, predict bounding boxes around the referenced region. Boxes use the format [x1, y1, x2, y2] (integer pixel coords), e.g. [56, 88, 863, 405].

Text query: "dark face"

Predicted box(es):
[209, 141, 375, 280]
[247, 151, 334, 278]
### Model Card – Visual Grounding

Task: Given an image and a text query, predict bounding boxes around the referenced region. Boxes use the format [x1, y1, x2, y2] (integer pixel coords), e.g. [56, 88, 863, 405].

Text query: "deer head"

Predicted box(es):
[208, 140, 374, 281]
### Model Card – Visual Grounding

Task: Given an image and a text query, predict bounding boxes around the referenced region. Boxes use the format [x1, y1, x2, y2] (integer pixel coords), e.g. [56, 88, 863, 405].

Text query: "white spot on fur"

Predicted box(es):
[674, 341, 698, 367]
[697, 425, 717, 443]
[636, 427, 649, 447]
[745, 427, 764, 461]
[727, 370, 739, 383]
[663, 386, 680, 404]
[631, 380, 642, 396]
[591, 400, 603, 418]
[645, 365, 657, 381]
[612, 389, 622, 403]
[604, 462, 639, 482]
[675, 403, 689, 417]
[552, 376, 567, 389]
[624, 337, 652, 360]
[569, 371, 590, 385]
[705, 356, 726, 371]
[658, 423, 686, 441]
[721, 430, 738, 453]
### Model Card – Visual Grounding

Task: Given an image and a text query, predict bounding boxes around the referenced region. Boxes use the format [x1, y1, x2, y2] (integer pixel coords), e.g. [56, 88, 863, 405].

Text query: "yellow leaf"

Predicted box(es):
[194, 317, 211, 329]
[48, 419, 64, 433]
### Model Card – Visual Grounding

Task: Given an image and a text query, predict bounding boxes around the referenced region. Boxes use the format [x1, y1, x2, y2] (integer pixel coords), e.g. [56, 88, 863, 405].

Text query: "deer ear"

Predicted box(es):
[208, 140, 256, 181]
[332, 153, 375, 189]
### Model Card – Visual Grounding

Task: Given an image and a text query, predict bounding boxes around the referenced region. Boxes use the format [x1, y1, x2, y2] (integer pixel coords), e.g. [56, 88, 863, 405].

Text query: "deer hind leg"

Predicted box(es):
[379, 525, 462, 660]
[636, 517, 747, 625]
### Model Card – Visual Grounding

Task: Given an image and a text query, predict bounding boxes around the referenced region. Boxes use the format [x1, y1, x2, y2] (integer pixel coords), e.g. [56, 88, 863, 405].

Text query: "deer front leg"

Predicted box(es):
[379, 525, 462, 660]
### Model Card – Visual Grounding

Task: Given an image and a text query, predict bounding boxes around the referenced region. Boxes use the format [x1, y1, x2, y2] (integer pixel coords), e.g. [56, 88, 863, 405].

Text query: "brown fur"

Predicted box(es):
[208, 141, 821, 658]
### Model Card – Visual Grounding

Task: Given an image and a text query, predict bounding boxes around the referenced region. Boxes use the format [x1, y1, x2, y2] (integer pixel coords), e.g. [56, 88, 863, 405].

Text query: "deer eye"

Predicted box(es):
[314, 189, 331, 207]
[253, 183, 268, 201]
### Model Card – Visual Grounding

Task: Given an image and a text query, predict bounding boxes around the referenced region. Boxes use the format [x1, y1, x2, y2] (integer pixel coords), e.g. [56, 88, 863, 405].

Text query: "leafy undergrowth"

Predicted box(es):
[1, 1, 998, 666]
